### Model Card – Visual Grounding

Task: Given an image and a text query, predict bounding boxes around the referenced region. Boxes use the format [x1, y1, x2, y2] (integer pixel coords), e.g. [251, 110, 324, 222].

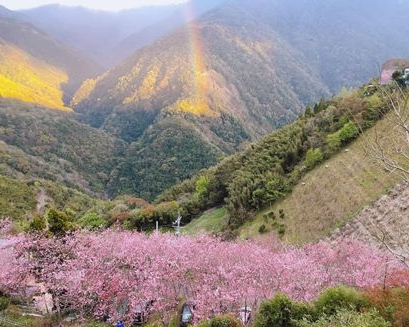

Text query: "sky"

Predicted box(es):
[0, 0, 187, 11]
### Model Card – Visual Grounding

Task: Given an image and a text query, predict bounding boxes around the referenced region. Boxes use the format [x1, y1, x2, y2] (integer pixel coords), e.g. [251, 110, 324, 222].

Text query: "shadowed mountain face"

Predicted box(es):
[235, 0, 409, 91]
[0, 7, 99, 107]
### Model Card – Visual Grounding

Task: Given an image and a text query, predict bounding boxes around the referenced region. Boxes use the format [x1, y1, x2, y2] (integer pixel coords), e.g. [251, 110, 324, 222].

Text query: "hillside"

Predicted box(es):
[329, 181, 409, 258]
[0, 9, 99, 106]
[107, 81, 398, 234]
[238, 113, 402, 243]
[0, 99, 125, 195]
[74, 4, 330, 199]
[73, 0, 409, 200]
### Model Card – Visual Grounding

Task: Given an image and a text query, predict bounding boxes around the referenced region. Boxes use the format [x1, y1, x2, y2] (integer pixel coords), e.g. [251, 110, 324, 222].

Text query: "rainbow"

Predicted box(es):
[183, 2, 212, 115]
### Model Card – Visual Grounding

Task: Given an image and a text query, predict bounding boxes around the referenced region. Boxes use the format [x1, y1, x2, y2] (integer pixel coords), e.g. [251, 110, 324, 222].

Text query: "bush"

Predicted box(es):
[29, 214, 46, 233]
[259, 224, 268, 234]
[327, 122, 359, 152]
[277, 224, 286, 237]
[254, 293, 314, 327]
[296, 309, 390, 327]
[305, 148, 324, 169]
[0, 296, 10, 311]
[315, 286, 369, 316]
[79, 212, 109, 230]
[338, 122, 359, 144]
[209, 315, 242, 327]
[46, 208, 75, 236]
[364, 286, 409, 327]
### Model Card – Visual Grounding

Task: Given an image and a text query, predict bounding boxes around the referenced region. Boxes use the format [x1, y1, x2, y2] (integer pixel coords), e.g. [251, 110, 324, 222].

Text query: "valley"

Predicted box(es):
[1, 0, 409, 326]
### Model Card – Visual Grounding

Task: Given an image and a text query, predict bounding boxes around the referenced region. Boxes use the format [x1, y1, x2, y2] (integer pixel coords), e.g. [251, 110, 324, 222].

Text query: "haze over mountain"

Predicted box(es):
[19, 0, 225, 66]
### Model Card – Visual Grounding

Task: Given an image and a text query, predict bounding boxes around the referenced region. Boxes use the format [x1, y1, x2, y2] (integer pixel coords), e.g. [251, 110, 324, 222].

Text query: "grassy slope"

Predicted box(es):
[185, 114, 401, 244]
[238, 115, 401, 244]
[183, 207, 228, 235]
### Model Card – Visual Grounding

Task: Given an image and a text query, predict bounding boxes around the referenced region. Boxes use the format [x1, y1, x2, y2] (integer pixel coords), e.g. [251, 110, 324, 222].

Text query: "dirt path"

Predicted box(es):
[36, 187, 50, 214]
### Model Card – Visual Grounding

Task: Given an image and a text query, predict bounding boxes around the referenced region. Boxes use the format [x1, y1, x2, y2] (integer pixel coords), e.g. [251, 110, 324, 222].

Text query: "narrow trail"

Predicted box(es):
[36, 187, 50, 214]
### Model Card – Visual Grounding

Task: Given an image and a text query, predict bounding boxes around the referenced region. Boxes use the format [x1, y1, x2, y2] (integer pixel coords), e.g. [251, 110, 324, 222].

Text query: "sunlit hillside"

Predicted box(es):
[0, 40, 70, 110]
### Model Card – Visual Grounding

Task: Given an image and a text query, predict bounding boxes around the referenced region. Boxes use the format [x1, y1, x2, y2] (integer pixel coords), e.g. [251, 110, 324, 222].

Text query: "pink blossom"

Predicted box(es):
[1, 231, 402, 323]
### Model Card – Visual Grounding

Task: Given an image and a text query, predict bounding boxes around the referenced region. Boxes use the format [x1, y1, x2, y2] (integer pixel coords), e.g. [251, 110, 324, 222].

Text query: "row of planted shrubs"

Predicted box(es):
[196, 285, 409, 327]
[2, 284, 409, 327]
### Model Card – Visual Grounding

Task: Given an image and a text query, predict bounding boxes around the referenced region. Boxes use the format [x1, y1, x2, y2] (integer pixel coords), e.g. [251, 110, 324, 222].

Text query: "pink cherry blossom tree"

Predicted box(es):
[1, 230, 404, 323]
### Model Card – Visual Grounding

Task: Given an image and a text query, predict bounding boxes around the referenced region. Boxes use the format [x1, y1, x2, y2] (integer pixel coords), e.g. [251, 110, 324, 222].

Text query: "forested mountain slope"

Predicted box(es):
[0, 99, 125, 195]
[74, 4, 330, 199]
[73, 0, 409, 199]
[110, 82, 398, 235]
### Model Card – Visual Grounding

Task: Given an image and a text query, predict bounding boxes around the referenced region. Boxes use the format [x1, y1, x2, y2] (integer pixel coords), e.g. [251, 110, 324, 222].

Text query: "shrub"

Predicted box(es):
[327, 122, 359, 152]
[46, 208, 74, 236]
[277, 225, 286, 237]
[29, 214, 46, 233]
[327, 133, 342, 151]
[79, 212, 109, 230]
[0, 296, 10, 311]
[259, 224, 267, 234]
[196, 176, 210, 197]
[305, 148, 324, 169]
[364, 286, 409, 327]
[254, 293, 314, 327]
[209, 315, 242, 327]
[315, 286, 369, 316]
[296, 309, 390, 327]
[338, 122, 359, 144]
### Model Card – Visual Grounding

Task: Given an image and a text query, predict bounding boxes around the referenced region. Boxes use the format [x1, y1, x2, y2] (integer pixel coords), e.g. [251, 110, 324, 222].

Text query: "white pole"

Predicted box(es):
[156, 221, 159, 232]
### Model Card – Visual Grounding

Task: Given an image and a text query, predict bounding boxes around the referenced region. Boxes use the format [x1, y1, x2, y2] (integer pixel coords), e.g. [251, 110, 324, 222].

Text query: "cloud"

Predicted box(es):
[1, 0, 187, 11]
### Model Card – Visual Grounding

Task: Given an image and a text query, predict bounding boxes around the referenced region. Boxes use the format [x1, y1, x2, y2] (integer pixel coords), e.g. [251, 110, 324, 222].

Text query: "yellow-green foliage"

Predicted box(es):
[0, 42, 70, 110]
[176, 97, 214, 117]
[0, 175, 36, 220]
[71, 78, 98, 106]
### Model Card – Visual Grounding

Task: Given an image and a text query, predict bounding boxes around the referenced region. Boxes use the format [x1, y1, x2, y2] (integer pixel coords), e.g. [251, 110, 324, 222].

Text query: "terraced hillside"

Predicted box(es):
[329, 182, 409, 259]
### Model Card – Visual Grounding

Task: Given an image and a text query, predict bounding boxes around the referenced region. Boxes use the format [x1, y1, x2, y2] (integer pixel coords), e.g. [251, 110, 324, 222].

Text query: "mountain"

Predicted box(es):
[19, 1, 226, 67]
[235, 0, 409, 91]
[0, 8, 99, 107]
[19, 4, 182, 67]
[155, 82, 404, 242]
[0, 99, 125, 195]
[114, 0, 227, 64]
[73, 0, 409, 200]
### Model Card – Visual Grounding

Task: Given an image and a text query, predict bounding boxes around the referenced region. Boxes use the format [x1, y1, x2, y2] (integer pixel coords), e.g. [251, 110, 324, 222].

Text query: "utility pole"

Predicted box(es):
[173, 212, 182, 237]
